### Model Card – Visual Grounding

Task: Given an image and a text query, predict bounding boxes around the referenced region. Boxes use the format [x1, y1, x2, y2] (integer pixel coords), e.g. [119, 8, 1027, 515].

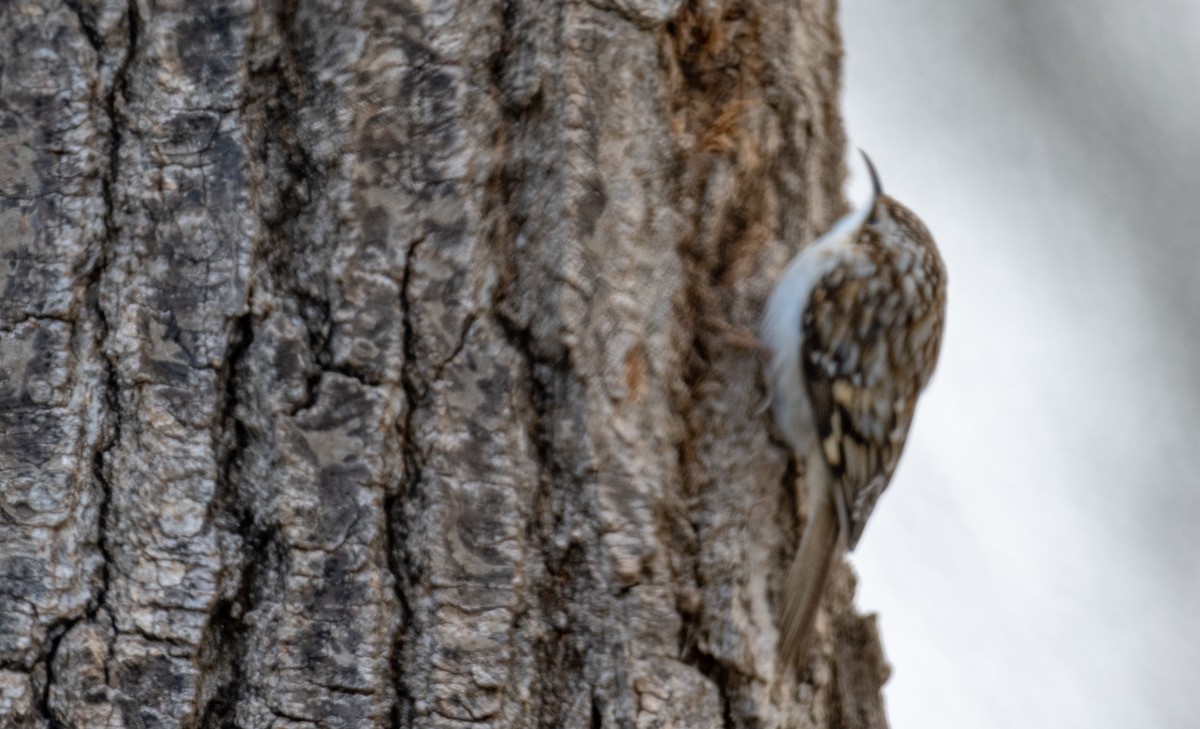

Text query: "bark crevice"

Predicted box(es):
[85, 0, 140, 628]
[388, 228, 430, 728]
[62, 0, 103, 53]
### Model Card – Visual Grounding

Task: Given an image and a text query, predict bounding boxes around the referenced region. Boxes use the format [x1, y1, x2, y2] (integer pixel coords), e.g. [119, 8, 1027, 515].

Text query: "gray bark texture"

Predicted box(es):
[0, 0, 890, 727]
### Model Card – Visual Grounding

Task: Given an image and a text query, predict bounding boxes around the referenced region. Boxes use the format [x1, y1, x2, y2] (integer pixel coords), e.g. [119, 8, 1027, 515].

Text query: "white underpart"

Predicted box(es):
[760, 194, 874, 453]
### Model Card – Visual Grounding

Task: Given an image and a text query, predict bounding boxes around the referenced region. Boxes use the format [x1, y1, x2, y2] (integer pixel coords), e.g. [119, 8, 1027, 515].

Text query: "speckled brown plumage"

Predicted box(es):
[761, 153, 947, 672]
[802, 195, 946, 549]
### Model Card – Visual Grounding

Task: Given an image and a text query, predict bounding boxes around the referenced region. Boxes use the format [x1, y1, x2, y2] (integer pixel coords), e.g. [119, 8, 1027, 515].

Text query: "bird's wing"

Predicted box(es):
[800, 250, 931, 550]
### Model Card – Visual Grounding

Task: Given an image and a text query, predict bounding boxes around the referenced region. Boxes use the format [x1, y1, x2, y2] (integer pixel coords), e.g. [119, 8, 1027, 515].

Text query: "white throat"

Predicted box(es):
[759, 196, 874, 451]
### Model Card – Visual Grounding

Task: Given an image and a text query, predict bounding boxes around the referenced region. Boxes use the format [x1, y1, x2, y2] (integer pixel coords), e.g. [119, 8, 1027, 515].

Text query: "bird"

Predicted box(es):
[760, 151, 947, 670]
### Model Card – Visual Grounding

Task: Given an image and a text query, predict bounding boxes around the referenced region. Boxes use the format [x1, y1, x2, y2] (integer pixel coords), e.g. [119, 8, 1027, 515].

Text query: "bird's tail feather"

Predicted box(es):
[778, 452, 840, 670]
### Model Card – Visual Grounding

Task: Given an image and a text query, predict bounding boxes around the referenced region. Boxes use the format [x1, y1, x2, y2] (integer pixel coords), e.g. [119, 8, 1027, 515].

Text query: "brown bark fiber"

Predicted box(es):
[0, 0, 888, 727]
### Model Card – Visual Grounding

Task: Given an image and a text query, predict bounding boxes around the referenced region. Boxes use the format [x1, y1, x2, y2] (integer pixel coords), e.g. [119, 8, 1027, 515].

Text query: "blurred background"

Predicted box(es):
[840, 2, 1200, 727]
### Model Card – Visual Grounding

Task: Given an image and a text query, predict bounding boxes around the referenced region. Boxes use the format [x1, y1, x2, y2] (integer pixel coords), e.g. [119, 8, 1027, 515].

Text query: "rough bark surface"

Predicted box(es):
[0, 0, 889, 727]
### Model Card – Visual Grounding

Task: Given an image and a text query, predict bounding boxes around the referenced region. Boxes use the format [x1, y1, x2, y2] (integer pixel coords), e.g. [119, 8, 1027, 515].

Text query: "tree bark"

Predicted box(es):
[0, 1, 889, 727]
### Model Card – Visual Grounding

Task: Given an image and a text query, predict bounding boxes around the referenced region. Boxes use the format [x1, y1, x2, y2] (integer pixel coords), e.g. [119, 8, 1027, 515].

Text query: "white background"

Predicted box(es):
[841, 2, 1200, 727]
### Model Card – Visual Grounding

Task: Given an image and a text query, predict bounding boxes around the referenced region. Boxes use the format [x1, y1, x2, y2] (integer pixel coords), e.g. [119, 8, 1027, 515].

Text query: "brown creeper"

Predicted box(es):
[761, 152, 947, 669]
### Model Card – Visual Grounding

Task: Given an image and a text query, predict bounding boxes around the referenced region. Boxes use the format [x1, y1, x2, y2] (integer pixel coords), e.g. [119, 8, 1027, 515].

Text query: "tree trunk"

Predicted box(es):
[0, 1, 888, 727]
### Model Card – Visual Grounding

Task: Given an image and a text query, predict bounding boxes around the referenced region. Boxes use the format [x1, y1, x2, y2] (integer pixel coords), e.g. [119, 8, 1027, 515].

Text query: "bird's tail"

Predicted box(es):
[777, 449, 840, 670]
